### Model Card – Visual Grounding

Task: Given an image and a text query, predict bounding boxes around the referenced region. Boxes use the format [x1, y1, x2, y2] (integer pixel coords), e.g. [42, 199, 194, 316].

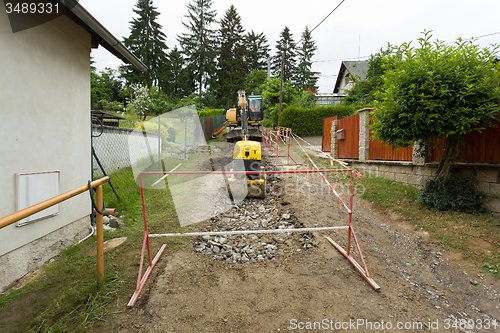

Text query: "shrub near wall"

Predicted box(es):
[199, 109, 224, 117]
[279, 105, 364, 137]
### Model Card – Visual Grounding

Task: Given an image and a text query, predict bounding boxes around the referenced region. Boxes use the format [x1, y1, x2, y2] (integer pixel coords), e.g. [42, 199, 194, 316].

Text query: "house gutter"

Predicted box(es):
[61, 0, 148, 72]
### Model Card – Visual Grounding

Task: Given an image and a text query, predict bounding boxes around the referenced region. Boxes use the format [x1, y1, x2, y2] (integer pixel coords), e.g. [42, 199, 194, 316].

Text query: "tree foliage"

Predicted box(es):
[244, 69, 267, 96]
[92, 4, 325, 113]
[272, 26, 297, 82]
[246, 30, 270, 72]
[162, 45, 195, 99]
[91, 66, 125, 111]
[177, 0, 218, 96]
[295, 26, 318, 91]
[132, 84, 153, 119]
[279, 105, 359, 136]
[122, 0, 168, 88]
[261, 77, 297, 126]
[217, 5, 248, 107]
[372, 31, 500, 182]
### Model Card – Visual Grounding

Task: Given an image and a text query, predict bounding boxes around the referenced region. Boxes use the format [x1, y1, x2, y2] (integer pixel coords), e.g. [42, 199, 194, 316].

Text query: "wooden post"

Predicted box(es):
[96, 184, 104, 283]
[278, 51, 285, 124]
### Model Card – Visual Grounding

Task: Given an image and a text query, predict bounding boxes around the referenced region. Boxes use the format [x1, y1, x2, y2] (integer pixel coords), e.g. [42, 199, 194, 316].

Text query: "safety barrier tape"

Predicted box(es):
[286, 129, 363, 179]
[290, 132, 352, 213]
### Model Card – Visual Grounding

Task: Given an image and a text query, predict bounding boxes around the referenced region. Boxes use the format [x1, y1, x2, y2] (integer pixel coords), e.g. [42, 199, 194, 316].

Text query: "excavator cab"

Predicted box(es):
[247, 95, 264, 122]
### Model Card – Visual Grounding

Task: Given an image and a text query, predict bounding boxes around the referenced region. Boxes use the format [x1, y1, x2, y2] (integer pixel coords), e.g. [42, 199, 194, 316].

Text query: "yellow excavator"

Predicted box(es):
[225, 91, 266, 199]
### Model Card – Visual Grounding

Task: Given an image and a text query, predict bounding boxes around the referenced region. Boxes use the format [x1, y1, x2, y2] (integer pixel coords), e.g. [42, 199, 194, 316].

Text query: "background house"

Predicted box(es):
[333, 60, 369, 95]
[0, 1, 146, 291]
[315, 93, 345, 107]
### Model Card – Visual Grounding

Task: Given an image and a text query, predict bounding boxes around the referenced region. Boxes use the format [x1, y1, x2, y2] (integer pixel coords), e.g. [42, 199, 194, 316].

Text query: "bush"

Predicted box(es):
[135, 121, 171, 143]
[199, 109, 224, 117]
[278, 105, 366, 136]
[167, 127, 176, 142]
[418, 174, 487, 214]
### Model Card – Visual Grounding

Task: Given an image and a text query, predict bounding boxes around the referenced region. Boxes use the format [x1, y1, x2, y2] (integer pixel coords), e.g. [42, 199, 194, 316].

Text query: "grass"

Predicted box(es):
[0, 136, 226, 332]
[307, 152, 500, 278]
[0, 166, 190, 332]
[2, 138, 498, 331]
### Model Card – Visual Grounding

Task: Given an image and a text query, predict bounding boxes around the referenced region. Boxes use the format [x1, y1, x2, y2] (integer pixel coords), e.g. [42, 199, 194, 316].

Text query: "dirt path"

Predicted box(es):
[105, 144, 500, 333]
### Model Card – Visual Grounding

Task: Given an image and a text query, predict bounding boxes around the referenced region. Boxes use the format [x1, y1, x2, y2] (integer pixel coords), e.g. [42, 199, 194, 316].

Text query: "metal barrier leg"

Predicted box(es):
[128, 174, 167, 307]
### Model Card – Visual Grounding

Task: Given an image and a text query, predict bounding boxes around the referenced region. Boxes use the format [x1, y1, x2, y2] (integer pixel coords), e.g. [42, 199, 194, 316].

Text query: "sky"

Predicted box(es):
[80, 0, 500, 94]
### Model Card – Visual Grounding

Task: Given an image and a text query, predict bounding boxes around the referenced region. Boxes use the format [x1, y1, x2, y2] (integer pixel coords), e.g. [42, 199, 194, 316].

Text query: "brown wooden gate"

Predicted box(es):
[337, 113, 359, 159]
[322, 116, 337, 151]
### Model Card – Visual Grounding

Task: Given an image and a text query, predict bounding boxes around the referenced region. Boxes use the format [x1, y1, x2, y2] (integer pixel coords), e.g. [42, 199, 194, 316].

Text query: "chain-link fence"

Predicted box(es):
[92, 124, 160, 178]
[91, 106, 222, 199]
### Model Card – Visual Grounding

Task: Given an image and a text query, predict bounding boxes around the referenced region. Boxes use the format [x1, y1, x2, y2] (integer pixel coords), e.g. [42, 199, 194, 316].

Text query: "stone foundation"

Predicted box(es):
[0, 215, 91, 292]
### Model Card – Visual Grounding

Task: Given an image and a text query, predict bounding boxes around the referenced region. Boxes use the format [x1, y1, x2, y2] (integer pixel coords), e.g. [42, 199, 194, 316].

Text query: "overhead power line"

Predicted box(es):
[313, 30, 500, 64]
[298, 0, 346, 44]
[447, 31, 500, 44]
[313, 55, 370, 63]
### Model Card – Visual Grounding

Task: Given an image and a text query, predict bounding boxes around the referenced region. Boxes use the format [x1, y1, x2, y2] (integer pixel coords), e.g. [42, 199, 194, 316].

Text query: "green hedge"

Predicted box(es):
[199, 108, 224, 117]
[278, 105, 368, 136]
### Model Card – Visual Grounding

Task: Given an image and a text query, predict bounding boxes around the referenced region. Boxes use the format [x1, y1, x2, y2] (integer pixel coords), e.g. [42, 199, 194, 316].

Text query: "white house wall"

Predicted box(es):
[0, 12, 92, 289]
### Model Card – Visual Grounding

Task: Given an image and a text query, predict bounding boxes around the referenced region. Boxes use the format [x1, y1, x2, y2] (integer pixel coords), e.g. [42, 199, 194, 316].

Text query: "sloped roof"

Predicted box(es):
[60, 0, 147, 72]
[333, 60, 369, 93]
[344, 61, 369, 79]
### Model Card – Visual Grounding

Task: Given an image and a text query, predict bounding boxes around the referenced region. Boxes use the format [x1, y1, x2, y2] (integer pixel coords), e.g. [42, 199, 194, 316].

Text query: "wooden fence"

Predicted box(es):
[337, 113, 359, 159]
[369, 117, 413, 161]
[430, 119, 500, 163]
[324, 109, 500, 164]
[322, 116, 337, 152]
[369, 138, 413, 161]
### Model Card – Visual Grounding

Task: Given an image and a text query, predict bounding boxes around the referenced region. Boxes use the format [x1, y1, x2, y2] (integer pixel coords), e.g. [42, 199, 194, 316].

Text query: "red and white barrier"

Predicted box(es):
[128, 129, 380, 307]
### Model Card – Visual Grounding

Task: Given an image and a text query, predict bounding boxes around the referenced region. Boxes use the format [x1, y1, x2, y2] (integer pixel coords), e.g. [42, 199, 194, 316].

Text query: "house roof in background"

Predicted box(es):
[60, 0, 147, 72]
[343, 61, 369, 79]
[333, 60, 369, 93]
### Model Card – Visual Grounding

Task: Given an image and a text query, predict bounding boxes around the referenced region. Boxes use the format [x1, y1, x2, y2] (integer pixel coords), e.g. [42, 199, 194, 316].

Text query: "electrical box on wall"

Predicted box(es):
[16, 171, 60, 227]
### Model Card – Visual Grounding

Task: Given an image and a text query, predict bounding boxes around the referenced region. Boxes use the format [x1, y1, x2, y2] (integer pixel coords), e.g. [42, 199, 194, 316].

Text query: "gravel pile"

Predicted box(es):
[193, 163, 319, 264]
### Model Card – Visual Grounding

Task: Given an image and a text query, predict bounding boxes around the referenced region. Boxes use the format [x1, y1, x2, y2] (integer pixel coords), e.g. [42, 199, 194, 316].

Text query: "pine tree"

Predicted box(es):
[246, 30, 270, 72]
[177, 0, 218, 96]
[217, 5, 248, 107]
[295, 26, 318, 91]
[158, 46, 194, 100]
[271, 26, 297, 82]
[122, 0, 168, 89]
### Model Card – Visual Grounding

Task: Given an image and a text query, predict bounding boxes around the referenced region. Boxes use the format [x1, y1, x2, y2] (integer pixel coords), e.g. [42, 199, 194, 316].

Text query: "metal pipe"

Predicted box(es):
[78, 225, 95, 244]
[0, 177, 109, 230]
[326, 237, 380, 290]
[149, 226, 349, 238]
[128, 244, 167, 307]
[151, 163, 182, 186]
[140, 169, 352, 176]
[93, 208, 117, 216]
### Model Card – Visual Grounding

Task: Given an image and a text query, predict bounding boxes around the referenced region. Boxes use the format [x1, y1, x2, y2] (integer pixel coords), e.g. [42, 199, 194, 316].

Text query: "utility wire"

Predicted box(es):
[313, 30, 500, 63]
[297, 0, 346, 44]
[447, 31, 500, 44]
